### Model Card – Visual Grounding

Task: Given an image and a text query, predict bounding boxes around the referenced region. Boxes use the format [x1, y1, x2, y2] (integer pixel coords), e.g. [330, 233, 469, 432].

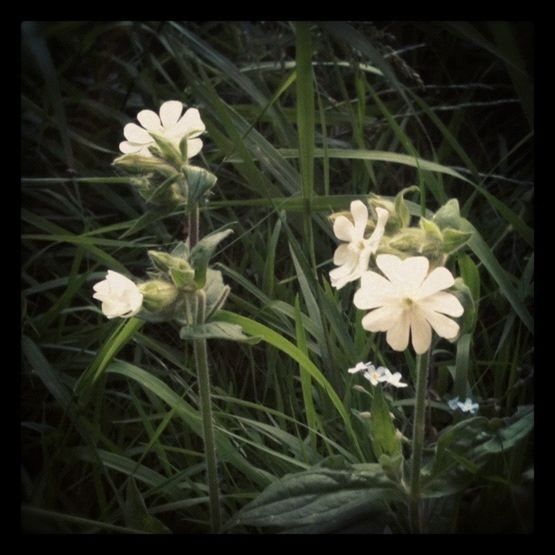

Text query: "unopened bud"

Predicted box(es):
[139, 280, 179, 312]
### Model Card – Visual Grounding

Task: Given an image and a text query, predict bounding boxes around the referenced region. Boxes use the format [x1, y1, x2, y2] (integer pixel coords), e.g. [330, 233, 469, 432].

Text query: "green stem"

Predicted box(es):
[409, 350, 430, 534]
[189, 202, 199, 248]
[193, 289, 222, 533]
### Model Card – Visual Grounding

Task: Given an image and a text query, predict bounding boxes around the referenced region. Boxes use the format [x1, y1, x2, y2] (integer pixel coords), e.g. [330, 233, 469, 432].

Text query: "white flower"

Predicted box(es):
[329, 201, 389, 290]
[447, 396, 460, 410]
[92, 270, 143, 319]
[457, 397, 479, 415]
[348, 361, 372, 374]
[380, 368, 408, 388]
[353, 254, 464, 354]
[363, 366, 389, 386]
[119, 100, 205, 159]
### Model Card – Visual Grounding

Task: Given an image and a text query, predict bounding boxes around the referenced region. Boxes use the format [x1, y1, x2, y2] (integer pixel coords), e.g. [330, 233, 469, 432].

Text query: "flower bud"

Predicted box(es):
[138, 280, 179, 313]
[112, 153, 177, 176]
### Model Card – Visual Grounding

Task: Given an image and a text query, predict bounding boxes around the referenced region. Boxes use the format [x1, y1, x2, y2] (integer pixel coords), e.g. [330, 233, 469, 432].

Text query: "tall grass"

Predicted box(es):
[22, 21, 533, 533]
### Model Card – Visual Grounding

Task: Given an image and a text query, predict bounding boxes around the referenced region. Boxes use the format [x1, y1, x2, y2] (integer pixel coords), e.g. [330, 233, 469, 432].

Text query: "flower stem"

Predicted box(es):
[409, 350, 430, 534]
[193, 289, 222, 533]
[189, 202, 199, 248]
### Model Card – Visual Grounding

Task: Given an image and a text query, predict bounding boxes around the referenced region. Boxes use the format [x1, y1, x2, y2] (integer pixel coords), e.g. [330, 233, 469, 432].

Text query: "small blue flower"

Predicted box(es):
[457, 398, 479, 415]
[448, 396, 479, 415]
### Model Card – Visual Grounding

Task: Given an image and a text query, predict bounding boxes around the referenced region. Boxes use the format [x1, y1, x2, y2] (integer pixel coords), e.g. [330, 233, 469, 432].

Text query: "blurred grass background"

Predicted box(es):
[21, 21, 533, 533]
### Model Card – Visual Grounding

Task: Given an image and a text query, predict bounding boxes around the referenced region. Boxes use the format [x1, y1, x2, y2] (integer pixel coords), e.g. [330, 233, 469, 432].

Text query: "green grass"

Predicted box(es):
[22, 21, 533, 533]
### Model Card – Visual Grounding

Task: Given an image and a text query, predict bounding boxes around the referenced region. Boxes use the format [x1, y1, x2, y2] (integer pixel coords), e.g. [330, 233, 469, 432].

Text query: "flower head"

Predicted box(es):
[447, 396, 460, 411]
[329, 201, 389, 290]
[457, 397, 479, 415]
[119, 100, 205, 159]
[363, 365, 388, 386]
[93, 270, 143, 319]
[354, 254, 464, 354]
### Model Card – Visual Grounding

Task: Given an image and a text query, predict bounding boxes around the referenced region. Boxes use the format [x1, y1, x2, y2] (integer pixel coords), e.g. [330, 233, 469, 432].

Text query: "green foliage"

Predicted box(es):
[234, 464, 400, 533]
[22, 21, 533, 533]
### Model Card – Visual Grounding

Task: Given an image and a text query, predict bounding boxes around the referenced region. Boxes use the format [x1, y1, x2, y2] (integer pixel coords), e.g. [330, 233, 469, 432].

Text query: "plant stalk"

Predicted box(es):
[409, 350, 430, 534]
[193, 289, 222, 533]
[189, 202, 199, 249]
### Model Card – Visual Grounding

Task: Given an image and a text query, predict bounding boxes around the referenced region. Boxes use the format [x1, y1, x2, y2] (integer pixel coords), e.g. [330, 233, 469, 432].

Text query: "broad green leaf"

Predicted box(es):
[234, 465, 399, 533]
[424, 406, 534, 497]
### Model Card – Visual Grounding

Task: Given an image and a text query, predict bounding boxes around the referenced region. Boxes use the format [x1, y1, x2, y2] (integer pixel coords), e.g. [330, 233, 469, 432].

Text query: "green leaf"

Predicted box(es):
[424, 406, 534, 497]
[452, 277, 476, 333]
[441, 228, 473, 254]
[179, 321, 258, 343]
[124, 478, 171, 534]
[148, 132, 182, 167]
[394, 186, 419, 228]
[106, 360, 273, 489]
[75, 318, 144, 405]
[433, 198, 463, 229]
[215, 310, 363, 459]
[190, 228, 234, 287]
[419, 217, 443, 240]
[234, 465, 399, 533]
[370, 388, 402, 459]
[183, 165, 217, 204]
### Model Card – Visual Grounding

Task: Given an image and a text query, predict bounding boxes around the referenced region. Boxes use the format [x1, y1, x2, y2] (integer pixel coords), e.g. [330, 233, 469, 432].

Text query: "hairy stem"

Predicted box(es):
[409, 350, 430, 534]
[193, 289, 222, 533]
[189, 202, 199, 248]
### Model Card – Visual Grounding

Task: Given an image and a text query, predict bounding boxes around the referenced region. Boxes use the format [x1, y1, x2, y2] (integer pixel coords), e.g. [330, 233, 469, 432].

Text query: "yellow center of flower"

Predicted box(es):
[349, 239, 367, 253]
[402, 297, 415, 310]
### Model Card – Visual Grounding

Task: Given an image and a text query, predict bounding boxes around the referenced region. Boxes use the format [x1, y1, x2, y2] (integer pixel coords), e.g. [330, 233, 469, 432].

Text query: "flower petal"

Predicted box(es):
[421, 308, 460, 340]
[171, 107, 205, 138]
[361, 305, 403, 332]
[186, 138, 203, 159]
[366, 207, 389, 253]
[353, 270, 396, 309]
[417, 266, 455, 298]
[410, 308, 432, 354]
[386, 311, 410, 351]
[333, 244, 351, 266]
[119, 141, 144, 154]
[123, 123, 153, 144]
[398, 257, 429, 295]
[330, 259, 360, 289]
[137, 109, 162, 131]
[159, 100, 183, 128]
[350, 200, 368, 240]
[106, 270, 136, 292]
[420, 291, 464, 317]
[333, 215, 355, 242]
[375, 254, 404, 285]
[348, 362, 369, 374]
[101, 299, 127, 319]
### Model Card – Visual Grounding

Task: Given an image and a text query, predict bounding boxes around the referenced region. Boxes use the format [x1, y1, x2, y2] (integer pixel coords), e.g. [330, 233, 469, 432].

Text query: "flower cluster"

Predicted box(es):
[329, 196, 466, 355]
[93, 101, 230, 324]
[348, 361, 407, 388]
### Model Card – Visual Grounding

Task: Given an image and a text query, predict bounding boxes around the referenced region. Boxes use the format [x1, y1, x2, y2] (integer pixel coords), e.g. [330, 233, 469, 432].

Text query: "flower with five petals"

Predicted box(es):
[119, 100, 205, 159]
[354, 254, 464, 354]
